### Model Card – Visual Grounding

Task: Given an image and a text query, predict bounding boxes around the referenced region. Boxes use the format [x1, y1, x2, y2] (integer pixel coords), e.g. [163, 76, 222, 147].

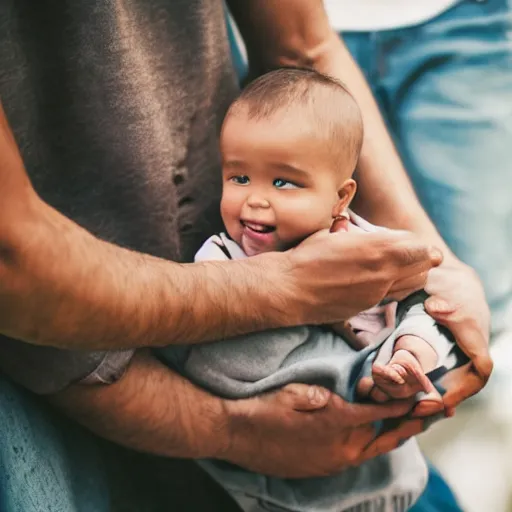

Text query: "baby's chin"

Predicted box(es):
[240, 235, 279, 257]
[228, 226, 304, 255]
[240, 235, 303, 256]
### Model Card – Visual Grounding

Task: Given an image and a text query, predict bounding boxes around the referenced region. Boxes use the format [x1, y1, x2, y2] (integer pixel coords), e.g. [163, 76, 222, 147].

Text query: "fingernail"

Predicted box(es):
[308, 387, 328, 405]
[445, 407, 456, 418]
[429, 299, 450, 313]
[429, 247, 443, 265]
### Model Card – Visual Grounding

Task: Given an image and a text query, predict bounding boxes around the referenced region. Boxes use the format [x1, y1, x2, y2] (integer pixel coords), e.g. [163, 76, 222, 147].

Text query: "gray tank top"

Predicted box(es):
[0, 0, 239, 393]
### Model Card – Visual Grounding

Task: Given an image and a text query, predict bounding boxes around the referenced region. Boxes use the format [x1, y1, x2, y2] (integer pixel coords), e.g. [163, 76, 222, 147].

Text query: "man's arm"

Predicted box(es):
[227, 0, 492, 389]
[50, 351, 423, 478]
[0, 103, 438, 350]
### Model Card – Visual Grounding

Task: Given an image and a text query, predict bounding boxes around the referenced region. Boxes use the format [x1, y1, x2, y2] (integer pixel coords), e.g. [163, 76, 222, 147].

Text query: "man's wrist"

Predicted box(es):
[228, 250, 302, 331]
[210, 396, 253, 464]
[193, 395, 238, 460]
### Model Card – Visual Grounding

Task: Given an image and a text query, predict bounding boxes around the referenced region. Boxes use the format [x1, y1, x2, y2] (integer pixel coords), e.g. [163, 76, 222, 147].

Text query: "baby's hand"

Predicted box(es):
[359, 335, 444, 416]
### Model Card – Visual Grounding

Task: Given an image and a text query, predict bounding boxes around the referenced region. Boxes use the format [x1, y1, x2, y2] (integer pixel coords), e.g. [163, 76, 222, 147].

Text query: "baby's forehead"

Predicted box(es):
[222, 105, 331, 149]
[222, 108, 342, 167]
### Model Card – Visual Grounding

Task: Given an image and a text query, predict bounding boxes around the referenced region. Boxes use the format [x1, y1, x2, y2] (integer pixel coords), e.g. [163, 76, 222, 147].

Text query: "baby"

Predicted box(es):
[161, 68, 463, 512]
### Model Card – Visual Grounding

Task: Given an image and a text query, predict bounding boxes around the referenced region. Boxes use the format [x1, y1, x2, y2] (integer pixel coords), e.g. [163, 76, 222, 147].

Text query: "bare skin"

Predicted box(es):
[373, 338, 438, 397]
[361, 335, 445, 417]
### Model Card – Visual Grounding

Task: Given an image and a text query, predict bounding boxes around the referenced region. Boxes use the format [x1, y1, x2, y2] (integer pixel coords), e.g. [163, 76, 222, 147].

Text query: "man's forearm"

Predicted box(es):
[0, 103, 291, 350]
[49, 351, 231, 459]
[1, 199, 289, 349]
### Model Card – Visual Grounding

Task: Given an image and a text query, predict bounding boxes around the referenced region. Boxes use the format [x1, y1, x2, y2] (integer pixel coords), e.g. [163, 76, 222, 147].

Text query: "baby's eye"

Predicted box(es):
[273, 178, 299, 190]
[230, 175, 250, 185]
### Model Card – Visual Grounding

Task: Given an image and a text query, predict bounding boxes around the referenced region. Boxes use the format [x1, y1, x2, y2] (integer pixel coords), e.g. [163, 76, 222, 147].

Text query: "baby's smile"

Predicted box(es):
[240, 219, 278, 255]
[240, 220, 276, 234]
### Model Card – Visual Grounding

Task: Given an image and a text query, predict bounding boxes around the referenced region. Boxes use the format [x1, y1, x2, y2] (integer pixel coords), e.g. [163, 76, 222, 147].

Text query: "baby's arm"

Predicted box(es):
[392, 302, 454, 366]
[360, 302, 454, 415]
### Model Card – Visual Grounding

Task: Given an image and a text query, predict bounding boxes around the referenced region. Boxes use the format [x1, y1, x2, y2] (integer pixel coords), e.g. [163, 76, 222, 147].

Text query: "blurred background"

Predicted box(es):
[227, 1, 512, 509]
[419, 331, 512, 512]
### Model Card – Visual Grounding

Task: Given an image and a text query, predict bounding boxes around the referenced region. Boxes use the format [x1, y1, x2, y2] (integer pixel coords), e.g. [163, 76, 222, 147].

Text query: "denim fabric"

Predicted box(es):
[0, 375, 242, 512]
[410, 465, 463, 512]
[0, 377, 109, 512]
[341, 0, 512, 333]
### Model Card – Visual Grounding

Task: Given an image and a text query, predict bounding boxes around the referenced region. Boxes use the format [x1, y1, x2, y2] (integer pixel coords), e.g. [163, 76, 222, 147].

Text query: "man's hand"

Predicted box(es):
[222, 383, 422, 478]
[51, 353, 422, 478]
[423, 261, 493, 410]
[283, 229, 442, 327]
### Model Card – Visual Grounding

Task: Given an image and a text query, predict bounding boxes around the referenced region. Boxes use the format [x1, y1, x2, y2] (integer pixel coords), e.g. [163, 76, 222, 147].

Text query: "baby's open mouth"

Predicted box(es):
[241, 220, 276, 234]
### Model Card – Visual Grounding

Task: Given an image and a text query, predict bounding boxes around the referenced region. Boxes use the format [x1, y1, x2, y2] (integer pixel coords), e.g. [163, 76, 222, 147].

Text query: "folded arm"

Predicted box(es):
[0, 103, 300, 350]
[0, 98, 439, 351]
[50, 350, 424, 478]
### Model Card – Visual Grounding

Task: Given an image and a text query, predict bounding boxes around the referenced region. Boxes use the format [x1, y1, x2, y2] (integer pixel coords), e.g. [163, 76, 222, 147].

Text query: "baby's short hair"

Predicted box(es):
[228, 68, 364, 173]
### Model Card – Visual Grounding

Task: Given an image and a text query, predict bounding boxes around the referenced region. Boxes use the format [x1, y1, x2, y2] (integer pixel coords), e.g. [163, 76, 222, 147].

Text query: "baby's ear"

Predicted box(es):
[332, 179, 357, 218]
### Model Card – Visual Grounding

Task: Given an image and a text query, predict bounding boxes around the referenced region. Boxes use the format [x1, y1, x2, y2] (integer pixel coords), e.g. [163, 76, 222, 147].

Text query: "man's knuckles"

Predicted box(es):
[339, 445, 363, 467]
[473, 354, 493, 383]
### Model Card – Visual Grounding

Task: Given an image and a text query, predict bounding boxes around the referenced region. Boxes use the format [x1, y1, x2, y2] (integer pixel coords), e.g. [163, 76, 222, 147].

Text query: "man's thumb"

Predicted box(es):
[279, 384, 331, 411]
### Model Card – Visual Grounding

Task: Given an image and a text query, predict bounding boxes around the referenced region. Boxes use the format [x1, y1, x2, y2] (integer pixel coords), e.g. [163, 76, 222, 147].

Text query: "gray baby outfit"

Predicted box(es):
[159, 212, 465, 512]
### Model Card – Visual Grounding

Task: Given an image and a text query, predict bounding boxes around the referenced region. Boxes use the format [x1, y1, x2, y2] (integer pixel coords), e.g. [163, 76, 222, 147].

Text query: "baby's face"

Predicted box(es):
[220, 109, 344, 256]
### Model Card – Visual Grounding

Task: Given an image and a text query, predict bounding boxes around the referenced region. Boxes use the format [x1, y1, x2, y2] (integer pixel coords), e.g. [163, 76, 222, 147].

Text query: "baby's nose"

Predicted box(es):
[247, 194, 270, 208]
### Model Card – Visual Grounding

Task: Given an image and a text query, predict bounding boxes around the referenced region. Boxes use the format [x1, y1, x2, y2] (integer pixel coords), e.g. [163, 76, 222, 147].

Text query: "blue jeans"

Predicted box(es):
[342, 0, 512, 333]
[0, 377, 109, 512]
[410, 465, 462, 512]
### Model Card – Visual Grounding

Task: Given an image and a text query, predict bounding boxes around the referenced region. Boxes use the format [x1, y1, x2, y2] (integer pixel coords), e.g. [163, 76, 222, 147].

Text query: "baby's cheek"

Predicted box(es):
[275, 198, 330, 241]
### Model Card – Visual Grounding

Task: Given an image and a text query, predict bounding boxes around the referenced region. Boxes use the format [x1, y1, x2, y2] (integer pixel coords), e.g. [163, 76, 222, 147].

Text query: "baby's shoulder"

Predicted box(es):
[194, 233, 247, 262]
[347, 209, 389, 233]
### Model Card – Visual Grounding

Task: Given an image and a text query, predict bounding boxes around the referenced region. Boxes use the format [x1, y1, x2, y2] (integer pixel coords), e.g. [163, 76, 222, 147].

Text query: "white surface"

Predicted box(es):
[324, 0, 459, 32]
[419, 330, 512, 512]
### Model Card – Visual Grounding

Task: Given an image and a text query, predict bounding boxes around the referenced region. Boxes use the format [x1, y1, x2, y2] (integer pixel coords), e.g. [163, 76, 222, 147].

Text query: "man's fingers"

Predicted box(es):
[472, 353, 494, 383]
[384, 234, 443, 272]
[342, 399, 415, 427]
[359, 418, 425, 462]
[276, 383, 331, 411]
[387, 272, 428, 301]
[423, 294, 457, 317]
[425, 297, 493, 382]
[438, 363, 487, 409]
[380, 236, 442, 300]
